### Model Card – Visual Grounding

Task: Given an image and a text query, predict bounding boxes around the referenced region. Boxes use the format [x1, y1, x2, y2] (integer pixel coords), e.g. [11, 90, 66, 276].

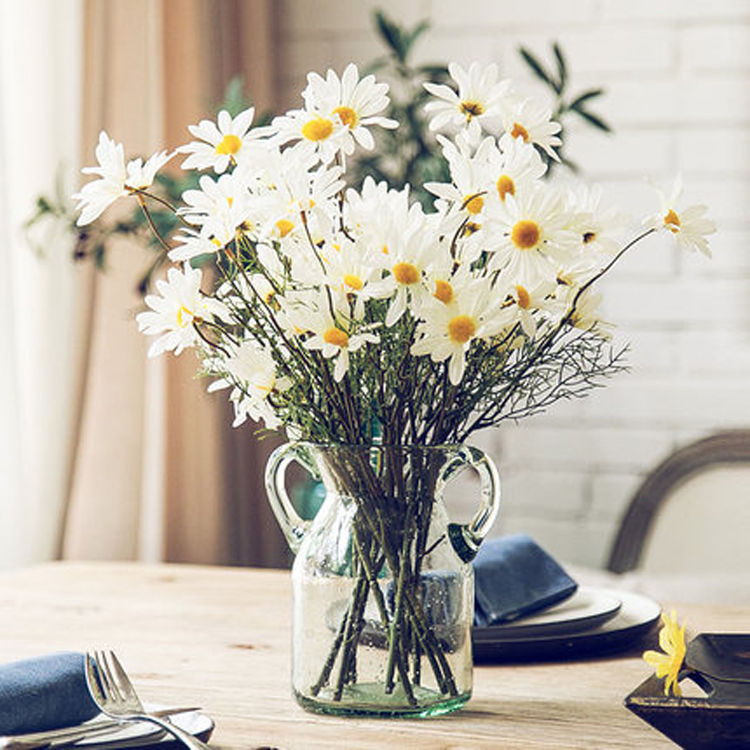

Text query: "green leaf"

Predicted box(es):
[519, 46, 560, 94]
[568, 89, 604, 109]
[553, 42, 567, 90]
[573, 108, 612, 132]
[220, 76, 250, 117]
[405, 20, 430, 54]
[373, 10, 406, 62]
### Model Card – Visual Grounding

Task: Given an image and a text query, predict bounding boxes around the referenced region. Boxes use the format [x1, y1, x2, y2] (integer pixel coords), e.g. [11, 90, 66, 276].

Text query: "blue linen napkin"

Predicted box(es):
[473, 534, 578, 626]
[0, 652, 100, 735]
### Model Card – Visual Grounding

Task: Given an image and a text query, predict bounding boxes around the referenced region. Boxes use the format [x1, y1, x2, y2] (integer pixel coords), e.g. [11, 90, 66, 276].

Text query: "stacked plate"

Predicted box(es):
[35, 707, 214, 750]
[472, 587, 661, 662]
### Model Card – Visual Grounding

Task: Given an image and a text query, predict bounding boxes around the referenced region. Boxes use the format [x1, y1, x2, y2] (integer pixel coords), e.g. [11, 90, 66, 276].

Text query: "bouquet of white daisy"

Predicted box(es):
[74, 61, 715, 717]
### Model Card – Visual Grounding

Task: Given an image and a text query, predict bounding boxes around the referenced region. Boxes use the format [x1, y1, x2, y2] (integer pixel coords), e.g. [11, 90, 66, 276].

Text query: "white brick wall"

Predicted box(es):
[277, 1, 750, 567]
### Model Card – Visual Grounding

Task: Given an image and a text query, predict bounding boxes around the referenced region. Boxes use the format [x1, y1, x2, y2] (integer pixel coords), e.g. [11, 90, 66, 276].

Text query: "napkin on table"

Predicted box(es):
[0, 652, 99, 735]
[473, 533, 578, 626]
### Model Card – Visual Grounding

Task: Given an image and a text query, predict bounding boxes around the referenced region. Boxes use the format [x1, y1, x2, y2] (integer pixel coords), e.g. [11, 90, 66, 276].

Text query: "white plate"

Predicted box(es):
[76, 705, 214, 749]
[475, 586, 622, 640]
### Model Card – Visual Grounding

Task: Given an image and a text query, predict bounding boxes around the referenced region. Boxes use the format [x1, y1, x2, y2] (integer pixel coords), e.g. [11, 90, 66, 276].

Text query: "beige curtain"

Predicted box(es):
[64, 0, 164, 560]
[0, 0, 84, 567]
[64, 0, 288, 567]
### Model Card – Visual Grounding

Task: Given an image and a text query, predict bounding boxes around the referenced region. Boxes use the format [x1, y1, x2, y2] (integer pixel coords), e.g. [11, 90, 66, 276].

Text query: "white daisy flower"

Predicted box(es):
[488, 133, 547, 204]
[74, 131, 172, 225]
[169, 227, 223, 263]
[411, 280, 510, 385]
[501, 97, 562, 161]
[208, 342, 288, 429]
[136, 264, 227, 357]
[644, 177, 716, 257]
[254, 161, 342, 264]
[565, 287, 613, 339]
[490, 185, 580, 286]
[270, 108, 349, 164]
[316, 240, 380, 320]
[298, 300, 379, 381]
[177, 107, 261, 174]
[178, 171, 260, 252]
[179, 172, 251, 228]
[504, 279, 557, 338]
[303, 63, 397, 152]
[565, 184, 623, 257]
[427, 262, 484, 307]
[425, 135, 494, 219]
[368, 208, 445, 326]
[344, 177, 412, 256]
[424, 62, 511, 140]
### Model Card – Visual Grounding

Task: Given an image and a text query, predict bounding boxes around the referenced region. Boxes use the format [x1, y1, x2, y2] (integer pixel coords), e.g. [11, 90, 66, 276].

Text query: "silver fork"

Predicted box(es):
[84, 651, 211, 750]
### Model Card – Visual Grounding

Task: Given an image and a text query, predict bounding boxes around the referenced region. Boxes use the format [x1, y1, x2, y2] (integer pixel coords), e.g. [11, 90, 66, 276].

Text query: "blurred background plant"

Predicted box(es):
[26, 9, 611, 297]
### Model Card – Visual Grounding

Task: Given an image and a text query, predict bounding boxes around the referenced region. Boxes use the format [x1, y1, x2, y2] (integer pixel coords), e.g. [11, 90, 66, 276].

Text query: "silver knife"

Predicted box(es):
[0, 706, 201, 750]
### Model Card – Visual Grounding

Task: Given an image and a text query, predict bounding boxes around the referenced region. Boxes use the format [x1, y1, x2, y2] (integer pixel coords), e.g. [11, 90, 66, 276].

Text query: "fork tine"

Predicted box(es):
[97, 650, 123, 702]
[108, 650, 141, 706]
[84, 652, 106, 705]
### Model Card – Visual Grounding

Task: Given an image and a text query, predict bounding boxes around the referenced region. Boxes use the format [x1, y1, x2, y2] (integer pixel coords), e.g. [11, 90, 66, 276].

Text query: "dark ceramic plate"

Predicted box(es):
[472, 590, 660, 663]
[625, 633, 750, 750]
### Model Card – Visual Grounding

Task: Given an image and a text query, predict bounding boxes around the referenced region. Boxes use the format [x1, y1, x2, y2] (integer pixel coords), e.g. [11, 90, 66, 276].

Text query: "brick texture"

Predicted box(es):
[277, 1, 750, 566]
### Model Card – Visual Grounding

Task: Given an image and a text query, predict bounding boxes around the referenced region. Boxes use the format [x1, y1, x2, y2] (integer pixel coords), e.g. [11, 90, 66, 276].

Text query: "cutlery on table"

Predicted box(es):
[85, 651, 211, 750]
[0, 706, 201, 750]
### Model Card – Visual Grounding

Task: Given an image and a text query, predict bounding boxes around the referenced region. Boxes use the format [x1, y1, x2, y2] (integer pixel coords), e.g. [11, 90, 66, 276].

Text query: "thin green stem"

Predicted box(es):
[135, 194, 172, 253]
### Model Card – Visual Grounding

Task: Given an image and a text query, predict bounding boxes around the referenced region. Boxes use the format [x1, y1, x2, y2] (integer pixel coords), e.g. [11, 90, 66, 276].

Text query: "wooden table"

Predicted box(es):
[0, 562, 746, 749]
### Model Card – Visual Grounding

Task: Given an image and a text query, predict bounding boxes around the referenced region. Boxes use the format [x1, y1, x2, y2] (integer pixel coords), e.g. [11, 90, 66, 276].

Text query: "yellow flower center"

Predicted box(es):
[333, 105, 358, 128]
[434, 279, 454, 304]
[323, 327, 349, 348]
[448, 314, 477, 344]
[382, 244, 389, 255]
[215, 134, 242, 155]
[253, 380, 274, 396]
[392, 262, 420, 285]
[664, 209, 681, 233]
[463, 195, 484, 215]
[516, 285, 531, 309]
[511, 220, 541, 250]
[460, 100, 484, 119]
[583, 231, 596, 244]
[301, 117, 334, 142]
[343, 273, 363, 290]
[463, 221, 481, 237]
[176, 305, 194, 328]
[510, 122, 530, 142]
[497, 174, 515, 201]
[275, 219, 294, 237]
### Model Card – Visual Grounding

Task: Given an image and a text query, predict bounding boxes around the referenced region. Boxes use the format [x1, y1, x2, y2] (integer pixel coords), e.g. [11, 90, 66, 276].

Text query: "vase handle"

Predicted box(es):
[446, 445, 501, 563]
[264, 442, 317, 554]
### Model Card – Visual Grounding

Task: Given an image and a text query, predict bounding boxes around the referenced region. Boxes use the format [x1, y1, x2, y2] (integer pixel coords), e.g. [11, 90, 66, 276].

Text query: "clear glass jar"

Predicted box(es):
[266, 443, 500, 718]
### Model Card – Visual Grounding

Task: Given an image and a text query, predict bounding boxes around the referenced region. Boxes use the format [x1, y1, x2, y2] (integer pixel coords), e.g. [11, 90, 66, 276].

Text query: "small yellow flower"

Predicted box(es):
[643, 610, 687, 697]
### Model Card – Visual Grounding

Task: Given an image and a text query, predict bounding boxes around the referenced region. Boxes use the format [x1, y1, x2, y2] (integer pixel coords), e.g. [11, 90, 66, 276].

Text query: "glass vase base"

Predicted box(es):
[294, 684, 471, 718]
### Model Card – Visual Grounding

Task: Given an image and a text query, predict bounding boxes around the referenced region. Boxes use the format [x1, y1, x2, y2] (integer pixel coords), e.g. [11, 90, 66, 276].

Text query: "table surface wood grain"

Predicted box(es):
[0, 561, 746, 749]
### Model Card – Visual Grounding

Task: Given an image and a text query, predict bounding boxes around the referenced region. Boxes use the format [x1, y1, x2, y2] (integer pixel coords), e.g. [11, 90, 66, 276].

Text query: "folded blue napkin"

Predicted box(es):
[473, 534, 578, 626]
[0, 652, 100, 735]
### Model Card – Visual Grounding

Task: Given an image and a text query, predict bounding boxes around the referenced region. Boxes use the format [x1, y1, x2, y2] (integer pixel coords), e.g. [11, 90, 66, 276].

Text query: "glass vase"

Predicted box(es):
[265, 443, 501, 718]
